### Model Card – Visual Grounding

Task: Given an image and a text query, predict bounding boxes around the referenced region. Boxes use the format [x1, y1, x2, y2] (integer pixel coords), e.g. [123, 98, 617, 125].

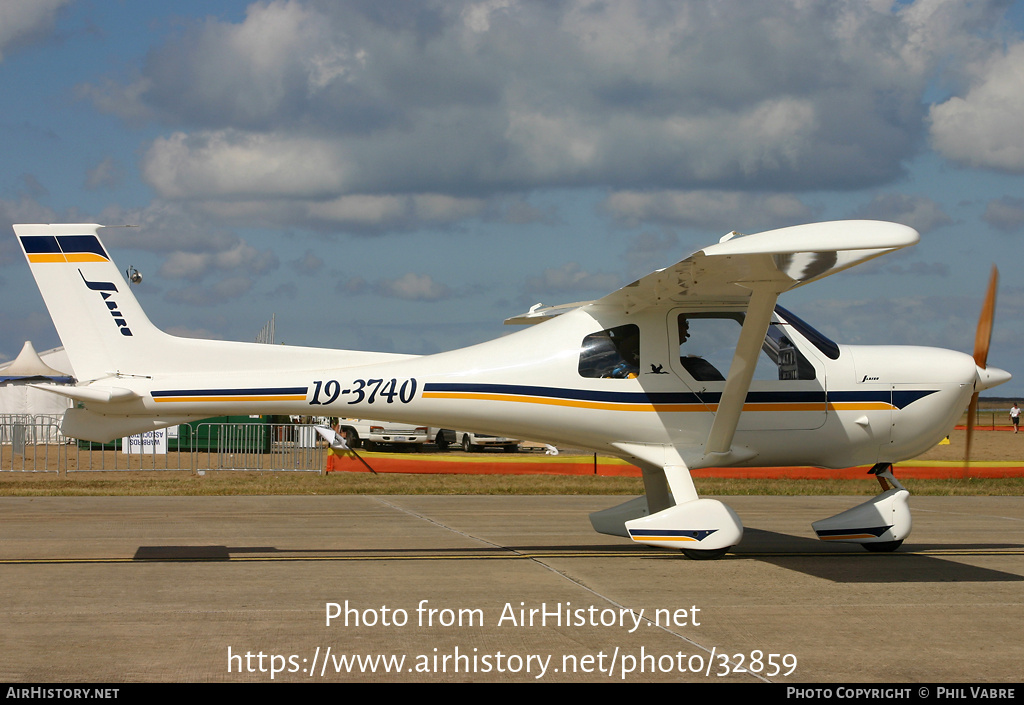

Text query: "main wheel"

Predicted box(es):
[681, 547, 730, 560]
[862, 540, 903, 553]
[435, 432, 449, 451]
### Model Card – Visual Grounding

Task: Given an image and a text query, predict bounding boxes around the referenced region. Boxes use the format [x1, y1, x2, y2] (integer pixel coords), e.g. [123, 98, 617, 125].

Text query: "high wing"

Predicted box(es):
[504, 220, 917, 322]
[597, 220, 917, 312]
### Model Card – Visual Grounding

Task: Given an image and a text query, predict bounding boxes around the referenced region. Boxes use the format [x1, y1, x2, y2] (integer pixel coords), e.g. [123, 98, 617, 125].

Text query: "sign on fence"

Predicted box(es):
[122, 429, 169, 455]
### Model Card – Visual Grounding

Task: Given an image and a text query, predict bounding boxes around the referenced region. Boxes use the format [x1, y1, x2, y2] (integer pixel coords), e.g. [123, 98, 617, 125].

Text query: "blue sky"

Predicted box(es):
[1, 0, 1023, 397]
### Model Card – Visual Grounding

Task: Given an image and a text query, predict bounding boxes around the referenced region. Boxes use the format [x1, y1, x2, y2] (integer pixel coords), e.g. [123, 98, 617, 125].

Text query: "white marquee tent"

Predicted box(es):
[0, 341, 75, 419]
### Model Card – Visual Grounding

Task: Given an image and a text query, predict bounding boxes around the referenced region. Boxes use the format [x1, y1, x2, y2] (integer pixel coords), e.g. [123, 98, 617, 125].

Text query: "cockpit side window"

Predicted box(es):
[579, 324, 640, 378]
[677, 314, 737, 381]
[676, 312, 817, 382]
[762, 322, 816, 380]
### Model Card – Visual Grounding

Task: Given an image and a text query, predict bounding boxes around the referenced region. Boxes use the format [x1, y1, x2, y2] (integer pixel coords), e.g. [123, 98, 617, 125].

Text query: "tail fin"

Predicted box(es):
[16, 223, 416, 384]
[15, 224, 167, 382]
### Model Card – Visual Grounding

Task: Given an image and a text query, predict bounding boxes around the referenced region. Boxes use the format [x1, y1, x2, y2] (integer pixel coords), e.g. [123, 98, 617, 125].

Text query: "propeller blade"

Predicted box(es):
[966, 265, 998, 473]
[965, 392, 978, 475]
[973, 266, 998, 368]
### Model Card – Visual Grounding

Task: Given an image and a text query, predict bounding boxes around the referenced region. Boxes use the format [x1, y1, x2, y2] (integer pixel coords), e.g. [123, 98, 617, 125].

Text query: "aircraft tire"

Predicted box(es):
[681, 547, 730, 560]
[862, 540, 903, 552]
[503, 444, 518, 453]
[435, 433, 449, 451]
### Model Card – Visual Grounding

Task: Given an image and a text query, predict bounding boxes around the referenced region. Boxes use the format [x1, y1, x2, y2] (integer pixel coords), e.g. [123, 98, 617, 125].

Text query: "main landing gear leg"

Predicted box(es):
[811, 463, 911, 552]
[588, 457, 743, 560]
[625, 465, 743, 559]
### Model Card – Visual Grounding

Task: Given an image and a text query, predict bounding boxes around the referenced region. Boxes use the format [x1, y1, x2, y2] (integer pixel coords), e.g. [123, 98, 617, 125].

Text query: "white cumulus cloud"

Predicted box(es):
[0, 0, 70, 61]
[77, 0, 994, 234]
[930, 42, 1024, 173]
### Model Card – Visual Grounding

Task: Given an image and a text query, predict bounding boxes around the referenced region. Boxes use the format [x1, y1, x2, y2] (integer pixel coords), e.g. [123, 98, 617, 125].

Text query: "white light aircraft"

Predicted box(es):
[15, 221, 1010, 558]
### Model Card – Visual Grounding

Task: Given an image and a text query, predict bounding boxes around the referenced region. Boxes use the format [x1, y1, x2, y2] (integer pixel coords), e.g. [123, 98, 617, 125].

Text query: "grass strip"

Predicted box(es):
[1, 471, 1021, 497]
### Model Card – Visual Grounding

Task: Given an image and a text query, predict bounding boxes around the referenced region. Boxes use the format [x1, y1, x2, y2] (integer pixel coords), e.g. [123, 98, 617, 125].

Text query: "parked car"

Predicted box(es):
[337, 418, 430, 451]
[433, 429, 519, 453]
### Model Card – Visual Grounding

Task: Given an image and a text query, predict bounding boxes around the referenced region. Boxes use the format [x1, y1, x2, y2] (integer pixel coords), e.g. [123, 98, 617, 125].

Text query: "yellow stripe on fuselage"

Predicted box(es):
[154, 395, 308, 404]
[422, 392, 895, 413]
[827, 402, 896, 411]
[422, 391, 686, 412]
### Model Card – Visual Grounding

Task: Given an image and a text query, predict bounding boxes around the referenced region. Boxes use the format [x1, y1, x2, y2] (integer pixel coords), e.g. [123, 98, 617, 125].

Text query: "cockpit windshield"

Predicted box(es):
[774, 305, 840, 360]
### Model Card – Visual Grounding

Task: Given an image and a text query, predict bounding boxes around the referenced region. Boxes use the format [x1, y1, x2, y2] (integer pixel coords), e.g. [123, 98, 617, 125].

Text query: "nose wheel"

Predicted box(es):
[812, 464, 911, 551]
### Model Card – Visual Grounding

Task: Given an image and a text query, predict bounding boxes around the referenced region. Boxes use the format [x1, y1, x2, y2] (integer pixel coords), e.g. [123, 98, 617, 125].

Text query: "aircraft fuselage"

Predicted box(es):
[89, 303, 978, 471]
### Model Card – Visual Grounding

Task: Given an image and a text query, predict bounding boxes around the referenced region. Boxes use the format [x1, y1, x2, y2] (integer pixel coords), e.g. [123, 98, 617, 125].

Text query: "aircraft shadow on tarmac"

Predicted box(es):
[732, 528, 1024, 584]
[132, 530, 1024, 584]
[131, 543, 642, 561]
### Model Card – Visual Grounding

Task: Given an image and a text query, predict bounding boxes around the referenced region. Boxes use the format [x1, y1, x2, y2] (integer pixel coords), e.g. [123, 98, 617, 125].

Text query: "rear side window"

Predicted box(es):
[579, 324, 640, 378]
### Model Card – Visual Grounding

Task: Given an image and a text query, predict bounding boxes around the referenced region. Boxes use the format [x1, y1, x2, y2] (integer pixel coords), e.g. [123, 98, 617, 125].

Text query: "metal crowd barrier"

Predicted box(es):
[190, 422, 324, 472]
[1, 419, 326, 473]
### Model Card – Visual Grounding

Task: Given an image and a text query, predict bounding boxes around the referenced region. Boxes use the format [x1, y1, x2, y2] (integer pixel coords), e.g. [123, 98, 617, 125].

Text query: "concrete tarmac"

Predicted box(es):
[1, 495, 1022, 683]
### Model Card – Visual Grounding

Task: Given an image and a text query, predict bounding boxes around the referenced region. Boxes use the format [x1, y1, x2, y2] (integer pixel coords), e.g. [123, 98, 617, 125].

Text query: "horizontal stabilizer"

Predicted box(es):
[30, 384, 141, 404]
[61, 407, 202, 443]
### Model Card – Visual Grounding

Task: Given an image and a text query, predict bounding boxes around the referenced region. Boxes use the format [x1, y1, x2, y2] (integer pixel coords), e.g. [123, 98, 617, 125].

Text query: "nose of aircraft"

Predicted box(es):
[977, 365, 1012, 392]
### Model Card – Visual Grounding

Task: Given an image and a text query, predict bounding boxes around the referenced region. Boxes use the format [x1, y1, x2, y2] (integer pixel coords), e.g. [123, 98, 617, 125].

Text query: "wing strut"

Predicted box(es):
[703, 283, 780, 457]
